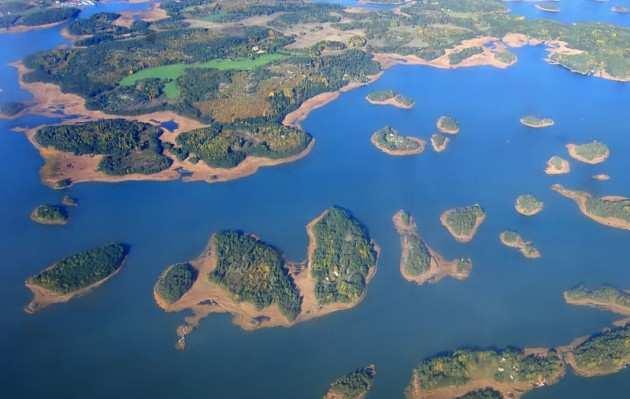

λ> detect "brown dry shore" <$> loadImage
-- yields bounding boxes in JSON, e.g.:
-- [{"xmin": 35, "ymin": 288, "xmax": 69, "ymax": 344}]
[
  {"xmin": 25, "ymin": 258, "xmax": 125, "ymax": 314},
  {"xmin": 551, "ymin": 184, "xmax": 630, "ymax": 230},
  {"xmin": 566, "ymin": 143, "xmax": 610, "ymax": 164},
  {"xmin": 155, "ymin": 209, "xmax": 379, "ymax": 350},
  {"xmin": 564, "ymin": 295, "xmax": 630, "ymax": 317},
  {"xmin": 393, "ymin": 211, "xmax": 471, "ymax": 285},
  {"xmin": 430, "ymin": 134, "xmax": 450, "ymax": 152},
  {"xmin": 440, "ymin": 208, "xmax": 486, "ymax": 243},
  {"xmin": 545, "ymin": 156, "xmax": 571, "ymax": 175},
  {"xmin": 371, "ymin": 134, "xmax": 425, "ymax": 156}
]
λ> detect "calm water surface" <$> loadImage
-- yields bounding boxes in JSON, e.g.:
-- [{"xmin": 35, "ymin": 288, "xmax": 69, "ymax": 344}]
[{"xmin": 2, "ymin": 2, "xmax": 630, "ymax": 398}]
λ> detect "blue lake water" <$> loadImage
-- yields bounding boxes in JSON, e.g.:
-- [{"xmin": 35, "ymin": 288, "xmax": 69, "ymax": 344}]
[{"xmin": 2, "ymin": 2, "xmax": 630, "ymax": 398}]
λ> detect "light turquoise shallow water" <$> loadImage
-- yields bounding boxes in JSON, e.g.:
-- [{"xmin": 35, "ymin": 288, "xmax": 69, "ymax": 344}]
[{"xmin": 1, "ymin": 2, "xmax": 630, "ymax": 398}]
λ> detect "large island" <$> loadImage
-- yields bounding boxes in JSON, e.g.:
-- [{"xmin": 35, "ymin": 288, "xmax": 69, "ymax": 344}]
[
  {"xmin": 25, "ymin": 243, "xmax": 128, "ymax": 313},
  {"xmin": 393, "ymin": 210, "xmax": 472, "ymax": 285},
  {"xmin": 154, "ymin": 206, "xmax": 379, "ymax": 349},
  {"xmin": 552, "ymin": 184, "xmax": 630, "ymax": 230}
]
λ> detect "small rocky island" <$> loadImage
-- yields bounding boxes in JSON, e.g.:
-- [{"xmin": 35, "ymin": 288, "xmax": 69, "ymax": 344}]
[
  {"xmin": 552, "ymin": 184, "xmax": 630, "ymax": 230},
  {"xmin": 30, "ymin": 204, "xmax": 69, "ymax": 225},
  {"xmin": 393, "ymin": 210, "xmax": 472, "ymax": 285},
  {"xmin": 440, "ymin": 204, "xmax": 486, "ymax": 243},
  {"xmin": 564, "ymin": 284, "xmax": 630, "ymax": 316},
  {"xmin": 593, "ymin": 174, "xmax": 611, "ymax": 181},
  {"xmin": 545, "ymin": 155, "xmax": 571, "ymax": 175},
  {"xmin": 154, "ymin": 206, "xmax": 379, "ymax": 349},
  {"xmin": 436, "ymin": 116, "xmax": 460, "ymax": 134},
  {"xmin": 515, "ymin": 194, "xmax": 544, "ymax": 216},
  {"xmin": 371, "ymin": 126, "xmax": 425, "ymax": 156},
  {"xmin": 324, "ymin": 365, "xmax": 376, "ymax": 399},
  {"xmin": 366, "ymin": 90, "xmax": 414, "ymax": 109},
  {"xmin": 520, "ymin": 115, "xmax": 555, "ymax": 128},
  {"xmin": 566, "ymin": 141, "xmax": 610, "ymax": 164},
  {"xmin": 25, "ymin": 243, "xmax": 128, "ymax": 313},
  {"xmin": 500, "ymin": 230, "xmax": 541, "ymax": 259},
  {"xmin": 430, "ymin": 133, "xmax": 450, "ymax": 152},
  {"xmin": 535, "ymin": 2, "xmax": 561, "ymax": 13}
]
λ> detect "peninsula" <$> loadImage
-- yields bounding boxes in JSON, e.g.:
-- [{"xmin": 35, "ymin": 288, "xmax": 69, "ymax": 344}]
[
  {"xmin": 371, "ymin": 126, "xmax": 425, "ymax": 156},
  {"xmin": 500, "ymin": 230, "xmax": 541, "ymax": 259},
  {"xmin": 440, "ymin": 204, "xmax": 486, "ymax": 243},
  {"xmin": 564, "ymin": 285, "xmax": 630, "ymax": 316},
  {"xmin": 520, "ymin": 115, "xmax": 555, "ymax": 128},
  {"xmin": 324, "ymin": 365, "xmax": 376, "ymax": 399},
  {"xmin": 393, "ymin": 210, "xmax": 472, "ymax": 285},
  {"xmin": 436, "ymin": 116, "xmax": 460, "ymax": 135},
  {"xmin": 545, "ymin": 155, "xmax": 570, "ymax": 175},
  {"xmin": 154, "ymin": 207, "xmax": 379, "ymax": 349},
  {"xmin": 552, "ymin": 184, "xmax": 630, "ymax": 230},
  {"xmin": 30, "ymin": 204, "xmax": 68, "ymax": 225},
  {"xmin": 566, "ymin": 141, "xmax": 610, "ymax": 164},
  {"xmin": 366, "ymin": 90, "xmax": 414, "ymax": 109},
  {"xmin": 430, "ymin": 134, "xmax": 450, "ymax": 152},
  {"xmin": 565, "ymin": 324, "xmax": 630, "ymax": 377},
  {"xmin": 515, "ymin": 194, "xmax": 544, "ymax": 216},
  {"xmin": 25, "ymin": 243, "xmax": 128, "ymax": 314}
]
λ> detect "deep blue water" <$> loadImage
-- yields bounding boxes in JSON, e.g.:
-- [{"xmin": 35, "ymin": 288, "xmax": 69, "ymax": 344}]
[
  {"xmin": 507, "ymin": 0, "xmax": 630, "ymax": 26},
  {"xmin": 2, "ymin": 2, "xmax": 630, "ymax": 398}
]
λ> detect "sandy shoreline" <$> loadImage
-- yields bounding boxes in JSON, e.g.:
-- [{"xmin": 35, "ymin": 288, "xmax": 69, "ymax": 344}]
[
  {"xmin": 393, "ymin": 211, "xmax": 471, "ymax": 285},
  {"xmin": 430, "ymin": 134, "xmax": 450, "ymax": 152},
  {"xmin": 551, "ymin": 184, "xmax": 630, "ymax": 230},
  {"xmin": 371, "ymin": 134, "xmax": 425, "ymax": 156},
  {"xmin": 155, "ymin": 209, "xmax": 379, "ymax": 349},
  {"xmin": 545, "ymin": 156, "xmax": 571, "ymax": 175},
  {"xmin": 25, "ymin": 257, "xmax": 126, "ymax": 314},
  {"xmin": 564, "ymin": 296, "xmax": 630, "ymax": 317}
]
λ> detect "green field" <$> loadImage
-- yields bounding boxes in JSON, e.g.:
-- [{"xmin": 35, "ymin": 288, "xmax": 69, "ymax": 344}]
[{"xmin": 119, "ymin": 53, "xmax": 289, "ymax": 99}]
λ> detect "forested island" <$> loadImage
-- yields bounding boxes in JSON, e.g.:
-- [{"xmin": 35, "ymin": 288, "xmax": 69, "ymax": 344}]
[
  {"xmin": 30, "ymin": 204, "xmax": 68, "ymax": 225},
  {"xmin": 154, "ymin": 206, "xmax": 379, "ymax": 349},
  {"xmin": 430, "ymin": 134, "xmax": 450, "ymax": 152},
  {"xmin": 552, "ymin": 184, "xmax": 630, "ymax": 230},
  {"xmin": 566, "ymin": 141, "xmax": 610, "ymax": 164},
  {"xmin": 564, "ymin": 285, "xmax": 630, "ymax": 316},
  {"xmin": 520, "ymin": 115, "xmax": 554, "ymax": 128},
  {"xmin": 440, "ymin": 204, "xmax": 486, "ymax": 243},
  {"xmin": 324, "ymin": 365, "xmax": 376, "ymax": 399},
  {"xmin": 405, "ymin": 347, "xmax": 566, "ymax": 399},
  {"xmin": 500, "ymin": 230, "xmax": 541, "ymax": 259},
  {"xmin": 366, "ymin": 90, "xmax": 414, "ymax": 109},
  {"xmin": 25, "ymin": 243, "xmax": 128, "ymax": 313},
  {"xmin": 545, "ymin": 155, "xmax": 570, "ymax": 175},
  {"xmin": 394, "ymin": 210, "xmax": 472, "ymax": 285},
  {"xmin": 436, "ymin": 116, "xmax": 460, "ymax": 134},
  {"xmin": 515, "ymin": 194, "xmax": 543, "ymax": 216},
  {"xmin": 371, "ymin": 126, "xmax": 425, "ymax": 156}
]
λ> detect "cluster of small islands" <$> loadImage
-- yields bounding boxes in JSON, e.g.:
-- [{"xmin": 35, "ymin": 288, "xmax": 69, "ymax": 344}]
[{"xmin": 6, "ymin": 0, "xmax": 630, "ymax": 397}]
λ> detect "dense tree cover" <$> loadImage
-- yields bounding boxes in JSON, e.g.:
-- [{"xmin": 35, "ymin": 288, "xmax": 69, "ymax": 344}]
[
  {"xmin": 175, "ymin": 123, "xmax": 311, "ymax": 168},
  {"xmin": 456, "ymin": 388, "xmax": 503, "ymax": 399},
  {"xmin": 585, "ymin": 195, "xmax": 630, "ymax": 223},
  {"xmin": 67, "ymin": 12, "xmax": 126, "ymax": 36},
  {"xmin": 515, "ymin": 194, "xmax": 543, "ymax": 215},
  {"xmin": 210, "ymin": 231, "xmax": 302, "ymax": 320},
  {"xmin": 310, "ymin": 207, "xmax": 377, "ymax": 304},
  {"xmin": 28, "ymin": 243, "xmax": 127, "ymax": 294},
  {"xmin": 443, "ymin": 205, "xmax": 485, "ymax": 237},
  {"xmin": 412, "ymin": 348, "xmax": 564, "ymax": 390},
  {"xmin": 30, "ymin": 204, "xmax": 68, "ymax": 225},
  {"xmin": 448, "ymin": 46, "xmax": 484, "ymax": 65},
  {"xmin": 372, "ymin": 126, "xmax": 423, "ymax": 152},
  {"xmin": 573, "ymin": 324, "xmax": 630, "ymax": 375},
  {"xmin": 326, "ymin": 365, "xmax": 376, "ymax": 399},
  {"xmin": 499, "ymin": 230, "xmax": 540, "ymax": 258},
  {"xmin": 0, "ymin": 101, "xmax": 27, "ymax": 116},
  {"xmin": 155, "ymin": 263, "xmax": 198, "ymax": 304},
  {"xmin": 565, "ymin": 285, "xmax": 630, "ymax": 310},
  {"xmin": 571, "ymin": 141, "xmax": 609, "ymax": 161},
  {"xmin": 35, "ymin": 119, "xmax": 172, "ymax": 175},
  {"xmin": 0, "ymin": 1, "xmax": 79, "ymax": 29},
  {"xmin": 396, "ymin": 210, "xmax": 432, "ymax": 276}
]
